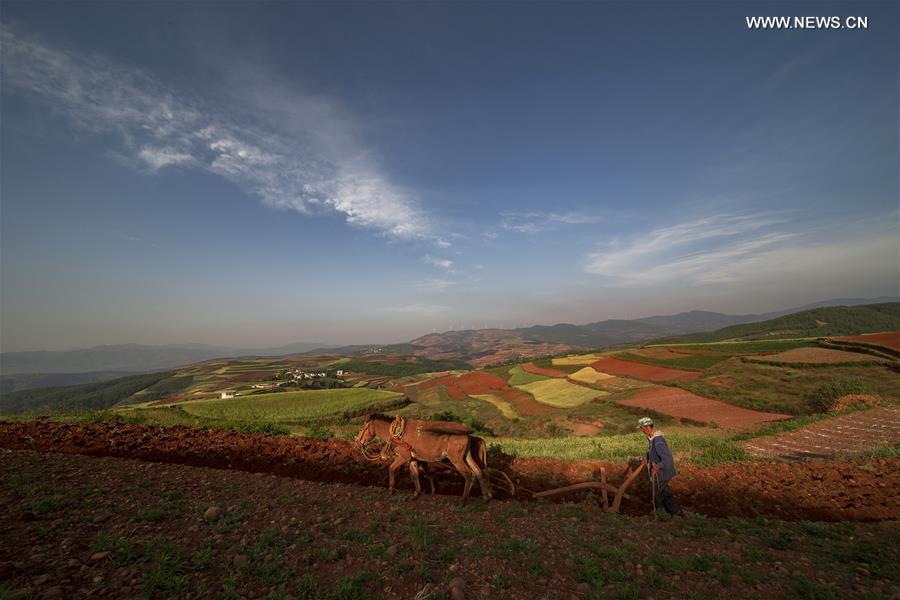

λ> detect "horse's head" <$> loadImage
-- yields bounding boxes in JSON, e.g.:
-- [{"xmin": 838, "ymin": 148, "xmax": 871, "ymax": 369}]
[{"xmin": 354, "ymin": 417, "xmax": 375, "ymax": 450}]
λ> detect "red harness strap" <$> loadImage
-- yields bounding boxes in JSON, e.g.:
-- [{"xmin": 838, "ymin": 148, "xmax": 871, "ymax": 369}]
[{"xmin": 390, "ymin": 437, "xmax": 415, "ymax": 455}]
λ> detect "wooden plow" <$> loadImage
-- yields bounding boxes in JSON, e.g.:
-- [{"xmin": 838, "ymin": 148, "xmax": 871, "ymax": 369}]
[{"xmin": 529, "ymin": 458, "xmax": 647, "ymax": 513}]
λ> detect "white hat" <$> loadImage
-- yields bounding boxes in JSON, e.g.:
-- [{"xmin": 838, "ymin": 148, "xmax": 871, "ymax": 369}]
[{"xmin": 638, "ymin": 417, "xmax": 654, "ymax": 428}]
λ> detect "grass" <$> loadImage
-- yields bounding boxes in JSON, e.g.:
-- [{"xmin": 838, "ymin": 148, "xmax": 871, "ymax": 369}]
[
  {"xmin": 470, "ymin": 394, "xmax": 520, "ymax": 419},
  {"xmin": 673, "ymin": 361, "xmax": 900, "ymax": 415},
  {"xmin": 657, "ymin": 339, "xmax": 818, "ymax": 354},
  {"xmin": 490, "ymin": 427, "xmax": 734, "ymax": 463},
  {"xmin": 507, "ymin": 365, "xmax": 548, "ymax": 386},
  {"xmin": 515, "ymin": 379, "xmax": 606, "ymax": 408},
  {"xmin": 174, "ymin": 388, "xmax": 405, "ymax": 423},
  {"xmin": 551, "ymin": 354, "xmax": 602, "ymax": 366}
]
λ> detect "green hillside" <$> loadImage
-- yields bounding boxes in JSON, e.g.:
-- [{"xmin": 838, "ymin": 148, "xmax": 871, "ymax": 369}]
[
  {"xmin": 653, "ymin": 303, "xmax": 900, "ymax": 344},
  {"xmin": 0, "ymin": 372, "xmax": 187, "ymax": 416}
]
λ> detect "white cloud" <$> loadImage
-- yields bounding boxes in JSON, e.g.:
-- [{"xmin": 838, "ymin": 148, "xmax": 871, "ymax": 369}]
[
  {"xmin": 584, "ymin": 213, "xmax": 799, "ymax": 286},
  {"xmin": 423, "ymin": 254, "xmax": 454, "ymax": 270},
  {"xmin": 137, "ymin": 146, "xmax": 195, "ymax": 172},
  {"xmin": 500, "ymin": 210, "xmax": 607, "ymax": 234},
  {"xmin": 0, "ymin": 23, "xmax": 431, "ymax": 241}
]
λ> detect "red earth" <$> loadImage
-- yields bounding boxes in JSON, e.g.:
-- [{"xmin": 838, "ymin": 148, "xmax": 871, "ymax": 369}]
[
  {"xmin": 1, "ymin": 421, "xmax": 897, "ymax": 521},
  {"xmin": 229, "ymin": 371, "xmax": 276, "ymax": 382},
  {"xmin": 413, "ymin": 373, "xmax": 556, "ymax": 415},
  {"xmin": 617, "ymin": 386, "xmax": 790, "ymax": 430},
  {"xmin": 834, "ymin": 332, "xmax": 900, "ymax": 351},
  {"xmin": 521, "ymin": 363, "xmax": 569, "ymax": 378},
  {"xmin": 589, "ymin": 357, "xmax": 704, "ymax": 382},
  {"xmin": 743, "ymin": 406, "xmax": 900, "ymax": 460}
]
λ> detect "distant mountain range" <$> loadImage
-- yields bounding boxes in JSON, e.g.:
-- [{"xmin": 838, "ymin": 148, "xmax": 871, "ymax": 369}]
[
  {"xmin": 0, "ymin": 342, "xmax": 334, "ymax": 378},
  {"xmin": 1, "ymin": 296, "xmax": 897, "ymax": 381}
]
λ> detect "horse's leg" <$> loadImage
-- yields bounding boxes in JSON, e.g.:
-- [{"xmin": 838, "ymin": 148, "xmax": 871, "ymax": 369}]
[
  {"xmin": 408, "ymin": 461, "xmax": 422, "ymax": 499},
  {"xmin": 465, "ymin": 447, "xmax": 493, "ymax": 502},
  {"xmin": 388, "ymin": 455, "xmax": 407, "ymax": 493},
  {"xmin": 425, "ymin": 463, "xmax": 436, "ymax": 495},
  {"xmin": 448, "ymin": 454, "xmax": 474, "ymax": 504}
]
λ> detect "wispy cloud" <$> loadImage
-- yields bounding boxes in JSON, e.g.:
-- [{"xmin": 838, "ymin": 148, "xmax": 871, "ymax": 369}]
[
  {"xmin": 584, "ymin": 213, "xmax": 799, "ymax": 286},
  {"xmin": 423, "ymin": 254, "xmax": 454, "ymax": 271},
  {"xmin": 500, "ymin": 210, "xmax": 607, "ymax": 234},
  {"xmin": 0, "ymin": 23, "xmax": 431, "ymax": 241}
]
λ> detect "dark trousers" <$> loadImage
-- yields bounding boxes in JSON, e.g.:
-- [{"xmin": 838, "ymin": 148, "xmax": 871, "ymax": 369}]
[{"xmin": 653, "ymin": 478, "xmax": 680, "ymax": 514}]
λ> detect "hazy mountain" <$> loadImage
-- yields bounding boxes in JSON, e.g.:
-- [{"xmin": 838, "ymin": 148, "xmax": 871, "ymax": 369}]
[
  {"xmin": 3, "ymin": 296, "xmax": 895, "ymax": 376},
  {"xmin": 0, "ymin": 342, "xmax": 334, "ymax": 376},
  {"xmin": 651, "ymin": 302, "xmax": 900, "ymax": 344}
]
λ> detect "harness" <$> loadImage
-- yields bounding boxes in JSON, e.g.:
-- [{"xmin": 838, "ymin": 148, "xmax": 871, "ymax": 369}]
[{"xmin": 389, "ymin": 416, "xmax": 417, "ymax": 457}]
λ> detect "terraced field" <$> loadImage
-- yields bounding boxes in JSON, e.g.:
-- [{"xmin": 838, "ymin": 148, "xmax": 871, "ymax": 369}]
[
  {"xmin": 743, "ymin": 407, "xmax": 900, "ymax": 459},
  {"xmin": 514, "ymin": 379, "xmax": 606, "ymax": 408},
  {"xmin": 174, "ymin": 389, "xmax": 406, "ymax": 423}
]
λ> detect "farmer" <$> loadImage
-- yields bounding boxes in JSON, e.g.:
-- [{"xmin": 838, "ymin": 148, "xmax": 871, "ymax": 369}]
[{"xmin": 639, "ymin": 417, "xmax": 680, "ymax": 515}]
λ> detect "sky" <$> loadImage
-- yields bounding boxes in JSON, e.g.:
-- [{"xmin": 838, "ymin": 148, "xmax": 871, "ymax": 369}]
[{"xmin": 1, "ymin": 1, "xmax": 898, "ymax": 351}]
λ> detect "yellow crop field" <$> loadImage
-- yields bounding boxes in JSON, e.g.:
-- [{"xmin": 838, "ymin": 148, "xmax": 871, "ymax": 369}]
[
  {"xmin": 552, "ymin": 354, "xmax": 601, "ymax": 366},
  {"xmin": 514, "ymin": 379, "xmax": 607, "ymax": 408},
  {"xmin": 568, "ymin": 366, "xmax": 616, "ymax": 384},
  {"xmin": 471, "ymin": 394, "xmax": 520, "ymax": 419}
]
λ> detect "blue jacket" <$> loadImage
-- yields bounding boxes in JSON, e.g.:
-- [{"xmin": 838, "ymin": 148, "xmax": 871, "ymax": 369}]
[{"xmin": 647, "ymin": 431, "xmax": 676, "ymax": 482}]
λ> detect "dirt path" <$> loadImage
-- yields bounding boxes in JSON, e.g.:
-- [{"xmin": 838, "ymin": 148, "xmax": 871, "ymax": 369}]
[
  {"xmin": 617, "ymin": 386, "xmax": 791, "ymax": 430},
  {"xmin": 743, "ymin": 407, "xmax": 900, "ymax": 460},
  {"xmin": 1, "ymin": 421, "xmax": 898, "ymax": 521}
]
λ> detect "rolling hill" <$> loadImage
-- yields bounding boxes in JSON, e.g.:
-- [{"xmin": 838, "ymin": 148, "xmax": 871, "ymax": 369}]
[{"xmin": 651, "ymin": 303, "xmax": 900, "ymax": 344}]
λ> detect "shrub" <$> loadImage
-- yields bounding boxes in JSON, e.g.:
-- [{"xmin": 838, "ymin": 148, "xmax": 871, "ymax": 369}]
[
  {"xmin": 430, "ymin": 410, "xmax": 462, "ymax": 423},
  {"xmin": 806, "ymin": 380, "xmax": 868, "ymax": 412},
  {"xmin": 305, "ymin": 423, "xmax": 334, "ymax": 439}
]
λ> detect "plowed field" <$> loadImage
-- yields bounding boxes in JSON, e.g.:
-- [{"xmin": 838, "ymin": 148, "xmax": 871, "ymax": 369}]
[
  {"xmin": 754, "ymin": 347, "xmax": 885, "ymax": 364},
  {"xmin": 4, "ymin": 451, "xmax": 899, "ymax": 600},
  {"xmin": 521, "ymin": 363, "xmax": 569, "ymax": 378},
  {"xmin": 1, "ymin": 422, "xmax": 898, "ymax": 521},
  {"xmin": 617, "ymin": 386, "xmax": 790, "ymax": 430},
  {"xmin": 834, "ymin": 332, "xmax": 900, "ymax": 351},
  {"xmin": 590, "ymin": 357, "xmax": 704, "ymax": 382},
  {"xmin": 743, "ymin": 407, "xmax": 900, "ymax": 459},
  {"xmin": 412, "ymin": 372, "xmax": 555, "ymax": 415}
]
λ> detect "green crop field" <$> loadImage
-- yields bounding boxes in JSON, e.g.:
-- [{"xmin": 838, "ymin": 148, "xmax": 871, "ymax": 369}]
[
  {"xmin": 658, "ymin": 339, "xmax": 818, "ymax": 354},
  {"xmin": 492, "ymin": 427, "xmax": 741, "ymax": 464},
  {"xmin": 515, "ymin": 379, "xmax": 606, "ymax": 408},
  {"xmin": 507, "ymin": 365, "xmax": 547, "ymax": 386},
  {"xmin": 674, "ymin": 361, "xmax": 900, "ymax": 415},
  {"xmin": 173, "ymin": 388, "xmax": 405, "ymax": 423}
]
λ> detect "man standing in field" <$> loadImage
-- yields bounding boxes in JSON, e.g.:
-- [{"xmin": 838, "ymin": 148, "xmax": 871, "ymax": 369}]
[{"xmin": 639, "ymin": 417, "xmax": 680, "ymax": 515}]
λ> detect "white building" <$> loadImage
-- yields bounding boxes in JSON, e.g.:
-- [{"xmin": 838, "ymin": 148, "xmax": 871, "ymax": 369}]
[{"xmin": 220, "ymin": 391, "xmax": 236, "ymax": 399}]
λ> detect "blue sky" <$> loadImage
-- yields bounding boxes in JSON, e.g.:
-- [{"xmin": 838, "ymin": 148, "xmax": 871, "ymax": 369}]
[{"xmin": 1, "ymin": 2, "xmax": 897, "ymax": 351}]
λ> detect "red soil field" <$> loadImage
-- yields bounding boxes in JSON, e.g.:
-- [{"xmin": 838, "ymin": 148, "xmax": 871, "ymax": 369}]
[
  {"xmin": 834, "ymin": 332, "xmax": 900, "ymax": 351},
  {"xmin": 589, "ymin": 357, "xmax": 704, "ymax": 382},
  {"xmin": 743, "ymin": 406, "xmax": 900, "ymax": 460},
  {"xmin": 521, "ymin": 363, "xmax": 569, "ymax": 378},
  {"xmin": 618, "ymin": 386, "xmax": 790, "ymax": 430},
  {"xmin": 497, "ymin": 388, "xmax": 556, "ymax": 416},
  {"xmin": 1, "ymin": 421, "xmax": 897, "ymax": 521},
  {"xmin": 415, "ymin": 373, "xmax": 555, "ymax": 414},
  {"xmin": 754, "ymin": 347, "xmax": 883, "ymax": 364}
]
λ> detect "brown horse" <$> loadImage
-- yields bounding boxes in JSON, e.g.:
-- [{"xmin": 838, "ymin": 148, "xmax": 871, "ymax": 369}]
[
  {"xmin": 409, "ymin": 436, "xmax": 489, "ymax": 497},
  {"xmin": 354, "ymin": 414, "xmax": 492, "ymax": 503}
]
